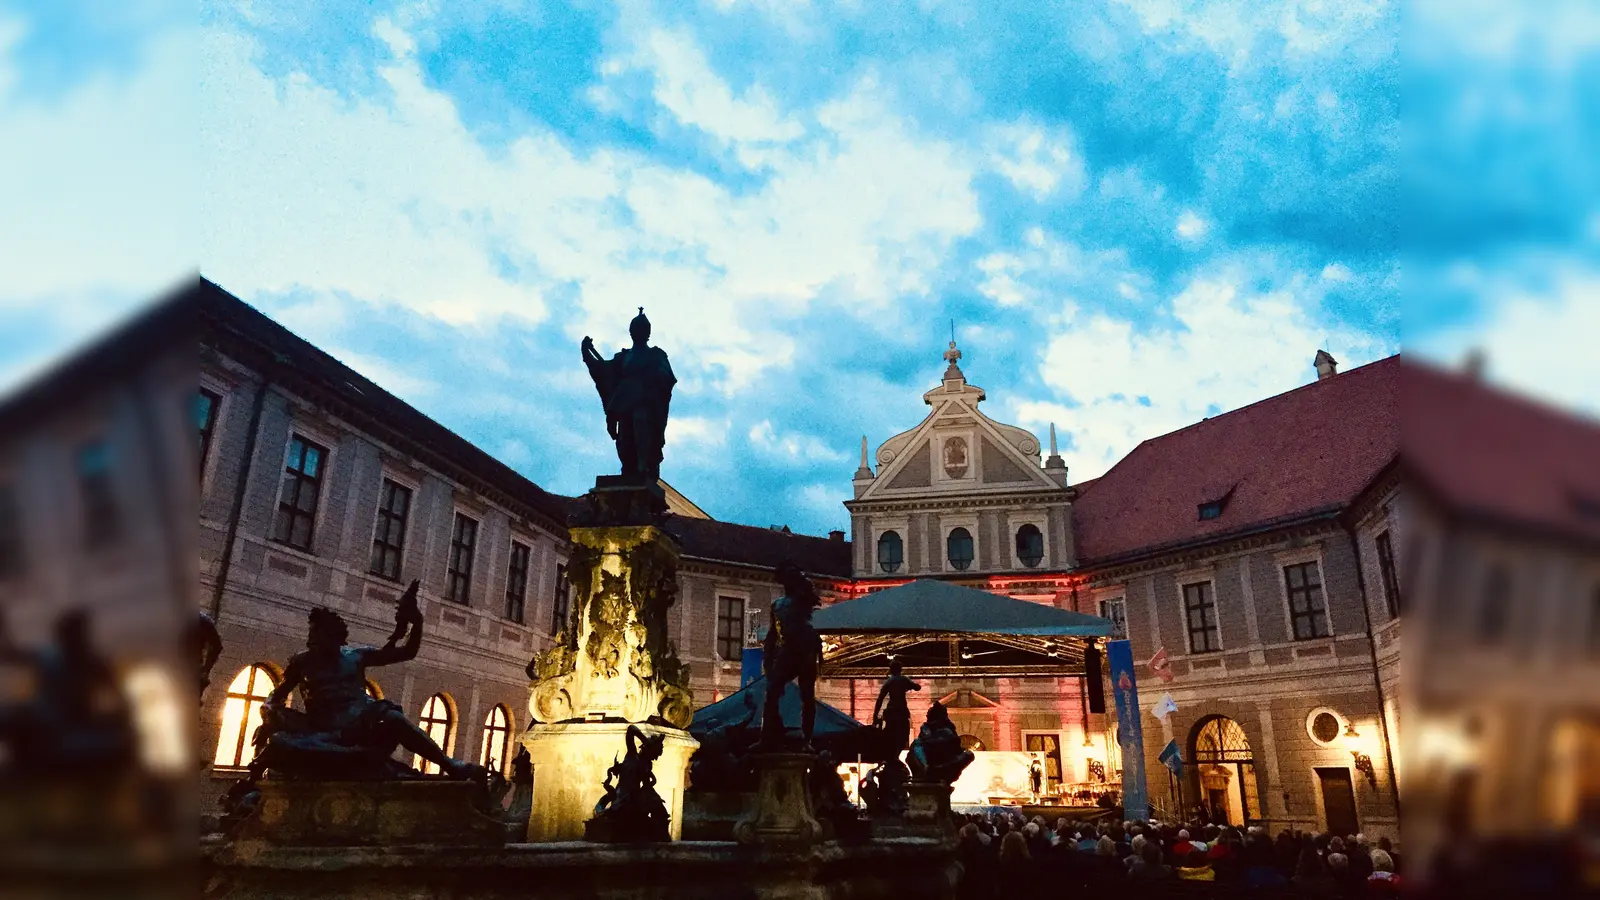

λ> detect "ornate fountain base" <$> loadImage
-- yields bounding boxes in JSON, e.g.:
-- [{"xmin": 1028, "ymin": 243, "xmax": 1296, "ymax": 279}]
[{"xmin": 523, "ymin": 721, "xmax": 698, "ymax": 842}]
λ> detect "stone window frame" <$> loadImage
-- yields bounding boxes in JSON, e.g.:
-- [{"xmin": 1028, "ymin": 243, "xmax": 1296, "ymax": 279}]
[
  {"xmin": 269, "ymin": 417, "xmax": 341, "ymax": 558},
  {"xmin": 1274, "ymin": 546, "xmax": 1335, "ymax": 642},
  {"xmin": 1006, "ymin": 510, "xmax": 1051, "ymax": 571},
  {"xmin": 197, "ymin": 372, "xmax": 232, "ymax": 491},
  {"xmin": 368, "ymin": 472, "xmax": 418, "ymax": 582},
  {"xmin": 876, "ymin": 530, "xmax": 906, "ymax": 574},
  {"xmin": 1374, "ymin": 529, "xmax": 1402, "ymax": 620},
  {"xmin": 868, "ymin": 514, "xmax": 910, "ymax": 574},
  {"xmin": 941, "ymin": 514, "xmax": 980, "ymax": 573},
  {"xmin": 1178, "ymin": 577, "xmax": 1222, "ymax": 655},
  {"xmin": 504, "ymin": 539, "xmax": 532, "ymax": 624},
  {"xmin": 1098, "ymin": 597, "xmax": 1128, "ymax": 640},
  {"xmin": 445, "ymin": 510, "xmax": 480, "ymax": 605},
  {"xmin": 713, "ymin": 586, "xmax": 752, "ymax": 664},
  {"xmin": 1305, "ymin": 706, "xmax": 1350, "ymax": 749}
]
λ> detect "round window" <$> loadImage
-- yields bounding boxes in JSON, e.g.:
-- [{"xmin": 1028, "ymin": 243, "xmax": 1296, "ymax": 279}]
[{"xmin": 1307, "ymin": 708, "xmax": 1344, "ymax": 747}]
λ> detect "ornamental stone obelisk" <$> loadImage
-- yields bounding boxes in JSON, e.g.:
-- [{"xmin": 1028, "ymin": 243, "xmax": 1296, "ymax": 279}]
[{"xmin": 521, "ymin": 308, "xmax": 697, "ymax": 841}]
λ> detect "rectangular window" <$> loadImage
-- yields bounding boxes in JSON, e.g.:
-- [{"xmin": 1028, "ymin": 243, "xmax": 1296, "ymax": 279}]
[
  {"xmin": 368, "ymin": 479, "xmax": 411, "ymax": 581},
  {"xmin": 0, "ymin": 483, "xmax": 22, "ymax": 579},
  {"xmin": 77, "ymin": 438, "xmax": 120, "ymax": 549},
  {"xmin": 446, "ymin": 513, "xmax": 478, "ymax": 604},
  {"xmin": 551, "ymin": 564, "xmax": 571, "ymax": 634},
  {"xmin": 1284, "ymin": 561, "xmax": 1330, "ymax": 640},
  {"xmin": 716, "ymin": 596, "xmax": 746, "ymax": 661},
  {"xmin": 505, "ymin": 541, "xmax": 530, "ymax": 623},
  {"xmin": 1183, "ymin": 581, "xmax": 1220, "ymax": 654},
  {"xmin": 1375, "ymin": 530, "xmax": 1402, "ymax": 618},
  {"xmin": 197, "ymin": 389, "xmax": 220, "ymax": 475},
  {"xmin": 272, "ymin": 435, "xmax": 326, "ymax": 551},
  {"xmin": 1099, "ymin": 598, "xmax": 1127, "ymax": 640}
]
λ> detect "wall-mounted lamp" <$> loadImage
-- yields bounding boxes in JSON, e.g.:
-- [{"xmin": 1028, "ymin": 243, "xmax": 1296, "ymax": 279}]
[{"xmin": 1344, "ymin": 724, "xmax": 1378, "ymax": 788}]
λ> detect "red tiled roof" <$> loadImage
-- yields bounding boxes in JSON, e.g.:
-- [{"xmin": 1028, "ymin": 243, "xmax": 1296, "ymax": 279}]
[
  {"xmin": 1405, "ymin": 359, "xmax": 1600, "ymax": 545},
  {"xmin": 1073, "ymin": 356, "xmax": 1401, "ymax": 564}
]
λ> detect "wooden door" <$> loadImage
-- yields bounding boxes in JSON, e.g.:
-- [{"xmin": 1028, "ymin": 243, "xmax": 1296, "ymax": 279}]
[
  {"xmin": 1317, "ymin": 767, "xmax": 1360, "ymax": 837},
  {"xmin": 1025, "ymin": 733, "xmax": 1064, "ymax": 792}
]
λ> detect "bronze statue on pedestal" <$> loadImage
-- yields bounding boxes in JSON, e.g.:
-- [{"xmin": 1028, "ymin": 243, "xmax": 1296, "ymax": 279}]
[
  {"xmin": 581, "ymin": 308, "xmax": 676, "ymax": 485},
  {"xmin": 758, "ymin": 563, "xmax": 823, "ymax": 750}
]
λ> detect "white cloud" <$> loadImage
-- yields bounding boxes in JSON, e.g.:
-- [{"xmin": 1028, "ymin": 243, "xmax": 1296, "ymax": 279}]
[
  {"xmin": 1175, "ymin": 210, "xmax": 1209, "ymax": 240},
  {"xmin": 1412, "ymin": 269, "xmax": 1600, "ymax": 416},
  {"xmin": 988, "ymin": 119, "xmax": 1087, "ymax": 201},
  {"xmin": 748, "ymin": 419, "xmax": 849, "ymax": 463},
  {"xmin": 1037, "ymin": 260, "xmax": 1387, "ymax": 476},
  {"xmin": 199, "ymin": 15, "xmax": 979, "ymax": 395},
  {"xmin": 975, "ymin": 228, "xmax": 1149, "ymax": 312}
]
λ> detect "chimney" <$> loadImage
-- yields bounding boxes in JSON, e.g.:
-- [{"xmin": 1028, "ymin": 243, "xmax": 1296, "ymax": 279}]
[
  {"xmin": 1314, "ymin": 349, "xmax": 1339, "ymax": 381},
  {"xmin": 828, "ymin": 529, "xmax": 845, "ymax": 543}
]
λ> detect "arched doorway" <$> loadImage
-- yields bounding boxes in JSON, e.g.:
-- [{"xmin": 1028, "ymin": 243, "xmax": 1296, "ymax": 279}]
[{"xmin": 1189, "ymin": 715, "xmax": 1261, "ymax": 826}]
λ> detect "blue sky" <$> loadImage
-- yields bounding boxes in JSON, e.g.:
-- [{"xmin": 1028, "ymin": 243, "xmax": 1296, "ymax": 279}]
[{"xmin": 2, "ymin": 1, "xmax": 1597, "ymax": 535}]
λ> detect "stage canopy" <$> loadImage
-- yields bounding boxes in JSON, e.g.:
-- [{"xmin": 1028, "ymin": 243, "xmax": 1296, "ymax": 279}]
[{"xmin": 812, "ymin": 579, "xmax": 1115, "ymax": 678}]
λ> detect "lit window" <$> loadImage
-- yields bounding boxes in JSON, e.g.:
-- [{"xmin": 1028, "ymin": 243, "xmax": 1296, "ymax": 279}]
[
  {"xmin": 1016, "ymin": 524, "xmax": 1044, "ymax": 568},
  {"xmin": 272, "ymin": 435, "xmax": 327, "ymax": 551},
  {"xmin": 416, "ymin": 694, "xmax": 455, "ymax": 775},
  {"xmin": 480, "ymin": 705, "xmax": 513, "ymax": 773},
  {"xmin": 505, "ymin": 541, "xmax": 530, "ymax": 623},
  {"xmin": 1184, "ymin": 582, "xmax": 1220, "ymax": 653},
  {"xmin": 125, "ymin": 664, "xmax": 188, "ymax": 773},
  {"xmin": 369, "ymin": 478, "xmax": 411, "ymax": 581},
  {"xmin": 1375, "ymin": 530, "xmax": 1402, "ymax": 618},
  {"xmin": 551, "ymin": 564, "xmax": 571, "ymax": 634},
  {"xmin": 717, "ymin": 596, "xmax": 745, "ymax": 661},
  {"xmin": 0, "ymin": 482, "xmax": 23, "ymax": 579},
  {"xmin": 947, "ymin": 527, "xmax": 974, "ymax": 571},
  {"xmin": 1479, "ymin": 564, "xmax": 1511, "ymax": 643},
  {"xmin": 877, "ymin": 530, "xmax": 903, "ymax": 573},
  {"xmin": 197, "ymin": 389, "xmax": 220, "ymax": 476},
  {"xmin": 1284, "ymin": 561, "xmax": 1330, "ymax": 640},
  {"xmin": 1099, "ymin": 598, "xmax": 1127, "ymax": 639},
  {"xmin": 446, "ymin": 513, "xmax": 478, "ymax": 604},
  {"xmin": 214, "ymin": 664, "xmax": 277, "ymax": 768},
  {"xmin": 77, "ymin": 439, "xmax": 120, "ymax": 549}
]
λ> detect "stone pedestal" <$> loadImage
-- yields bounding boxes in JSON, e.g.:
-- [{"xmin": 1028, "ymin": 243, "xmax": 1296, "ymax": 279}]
[
  {"xmin": 733, "ymin": 753, "xmax": 821, "ymax": 847},
  {"xmin": 905, "ymin": 782, "xmax": 954, "ymax": 836},
  {"xmin": 230, "ymin": 780, "xmax": 504, "ymax": 853},
  {"xmin": 524, "ymin": 722, "xmax": 697, "ymax": 842}
]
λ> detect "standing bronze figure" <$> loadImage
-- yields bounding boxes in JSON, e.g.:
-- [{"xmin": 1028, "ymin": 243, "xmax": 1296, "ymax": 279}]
[
  {"xmin": 581, "ymin": 308, "xmax": 676, "ymax": 484},
  {"xmin": 871, "ymin": 660, "xmax": 921, "ymax": 754},
  {"xmin": 758, "ymin": 563, "xmax": 823, "ymax": 750}
]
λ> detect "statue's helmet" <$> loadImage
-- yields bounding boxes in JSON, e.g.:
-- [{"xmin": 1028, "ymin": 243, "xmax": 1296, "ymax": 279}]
[{"xmin": 629, "ymin": 306, "xmax": 651, "ymax": 343}]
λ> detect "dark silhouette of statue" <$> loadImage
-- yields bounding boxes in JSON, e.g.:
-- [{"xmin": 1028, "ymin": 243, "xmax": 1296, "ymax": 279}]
[
  {"xmin": 581, "ymin": 308, "xmax": 676, "ymax": 484},
  {"xmin": 872, "ymin": 660, "xmax": 921, "ymax": 754},
  {"xmin": 861, "ymin": 756, "xmax": 909, "ymax": 818},
  {"xmin": 0, "ymin": 610, "xmax": 136, "ymax": 774},
  {"xmin": 586, "ymin": 724, "xmax": 671, "ymax": 842},
  {"xmin": 758, "ymin": 563, "xmax": 823, "ymax": 750},
  {"xmin": 908, "ymin": 702, "xmax": 974, "ymax": 785},
  {"xmin": 247, "ymin": 580, "xmax": 481, "ymax": 781},
  {"xmin": 193, "ymin": 609, "xmax": 223, "ymax": 701}
]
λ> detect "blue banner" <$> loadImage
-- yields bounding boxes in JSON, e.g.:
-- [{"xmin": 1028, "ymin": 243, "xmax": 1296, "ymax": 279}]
[
  {"xmin": 1107, "ymin": 639, "xmax": 1149, "ymax": 820},
  {"xmin": 740, "ymin": 648, "xmax": 763, "ymax": 688}
]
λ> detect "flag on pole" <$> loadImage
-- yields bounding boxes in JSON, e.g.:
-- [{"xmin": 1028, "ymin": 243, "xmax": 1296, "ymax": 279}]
[
  {"xmin": 1152, "ymin": 693, "xmax": 1178, "ymax": 720},
  {"xmin": 1148, "ymin": 646, "xmax": 1173, "ymax": 684}
]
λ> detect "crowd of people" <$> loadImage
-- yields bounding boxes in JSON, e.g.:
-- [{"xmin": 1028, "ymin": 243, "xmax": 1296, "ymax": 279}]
[{"xmin": 955, "ymin": 811, "xmax": 1402, "ymax": 898}]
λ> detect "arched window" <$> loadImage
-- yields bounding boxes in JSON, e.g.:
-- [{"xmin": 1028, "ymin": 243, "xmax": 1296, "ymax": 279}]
[
  {"xmin": 480, "ymin": 705, "xmax": 513, "ymax": 773},
  {"xmin": 214, "ymin": 664, "xmax": 276, "ymax": 769},
  {"xmin": 416, "ymin": 694, "xmax": 455, "ymax": 775},
  {"xmin": 877, "ymin": 531, "xmax": 904, "ymax": 573},
  {"xmin": 125, "ymin": 664, "xmax": 187, "ymax": 773},
  {"xmin": 947, "ymin": 527, "xmax": 974, "ymax": 571},
  {"xmin": 1015, "ymin": 524, "xmax": 1044, "ymax": 568}
]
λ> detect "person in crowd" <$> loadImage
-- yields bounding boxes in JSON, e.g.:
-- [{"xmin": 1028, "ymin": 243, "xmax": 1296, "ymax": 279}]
[
  {"xmin": 1178, "ymin": 846, "xmax": 1216, "ymax": 881},
  {"xmin": 1366, "ymin": 848, "xmax": 1402, "ymax": 894},
  {"xmin": 997, "ymin": 830, "xmax": 1034, "ymax": 895},
  {"xmin": 1171, "ymin": 827, "xmax": 1198, "ymax": 859},
  {"xmin": 1243, "ymin": 833, "xmax": 1290, "ymax": 889},
  {"xmin": 1127, "ymin": 839, "xmax": 1173, "ymax": 881},
  {"xmin": 1293, "ymin": 845, "xmax": 1338, "ymax": 897},
  {"xmin": 956, "ymin": 823, "xmax": 995, "ymax": 900},
  {"xmin": 1376, "ymin": 835, "xmax": 1401, "ymax": 873}
]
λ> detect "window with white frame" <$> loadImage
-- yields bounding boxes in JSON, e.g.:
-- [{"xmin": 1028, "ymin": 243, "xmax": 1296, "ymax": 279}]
[{"xmin": 1099, "ymin": 598, "xmax": 1127, "ymax": 639}]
